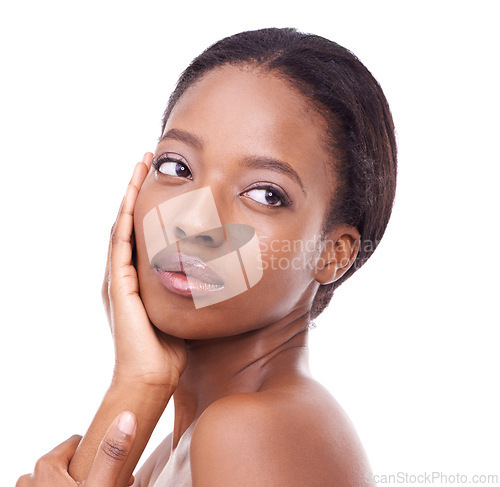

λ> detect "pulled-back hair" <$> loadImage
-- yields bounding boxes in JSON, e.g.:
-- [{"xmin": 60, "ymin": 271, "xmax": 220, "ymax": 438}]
[{"xmin": 161, "ymin": 27, "xmax": 397, "ymax": 319}]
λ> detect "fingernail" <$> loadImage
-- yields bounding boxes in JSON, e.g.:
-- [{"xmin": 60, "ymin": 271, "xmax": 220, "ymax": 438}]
[{"xmin": 118, "ymin": 411, "xmax": 136, "ymax": 435}]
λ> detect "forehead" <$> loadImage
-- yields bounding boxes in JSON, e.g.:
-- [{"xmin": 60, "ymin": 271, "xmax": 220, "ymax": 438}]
[{"xmin": 167, "ymin": 65, "xmax": 329, "ymax": 158}]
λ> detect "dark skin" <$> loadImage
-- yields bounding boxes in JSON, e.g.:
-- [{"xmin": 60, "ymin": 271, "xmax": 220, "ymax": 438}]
[{"xmin": 20, "ymin": 65, "xmax": 370, "ymax": 487}]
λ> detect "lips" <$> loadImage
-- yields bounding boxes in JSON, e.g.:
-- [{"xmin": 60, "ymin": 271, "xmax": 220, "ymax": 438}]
[{"xmin": 151, "ymin": 250, "xmax": 224, "ymax": 297}]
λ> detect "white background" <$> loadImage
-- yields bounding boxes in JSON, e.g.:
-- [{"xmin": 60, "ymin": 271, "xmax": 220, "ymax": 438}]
[{"xmin": 1, "ymin": 1, "xmax": 499, "ymax": 485}]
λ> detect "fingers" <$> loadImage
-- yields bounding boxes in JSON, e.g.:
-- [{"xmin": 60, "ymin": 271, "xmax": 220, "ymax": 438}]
[
  {"xmin": 38, "ymin": 434, "xmax": 82, "ymax": 468},
  {"xmin": 102, "ymin": 153, "xmax": 153, "ymax": 323},
  {"xmin": 85, "ymin": 411, "xmax": 137, "ymax": 487},
  {"xmin": 109, "ymin": 158, "xmax": 148, "ymax": 275},
  {"xmin": 16, "ymin": 435, "xmax": 82, "ymax": 486},
  {"xmin": 107, "ymin": 154, "xmax": 152, "ymax": 325}
]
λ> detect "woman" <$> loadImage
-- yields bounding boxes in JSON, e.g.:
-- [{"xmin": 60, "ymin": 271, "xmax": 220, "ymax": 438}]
[{"xmin": 18, "ymin": 27, "xmax": 397, "ymax": 486}]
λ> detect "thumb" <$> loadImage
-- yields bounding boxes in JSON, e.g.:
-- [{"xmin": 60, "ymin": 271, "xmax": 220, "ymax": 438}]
[{"xmin": 85, "ymin": 411, "xmax": 137, "ymax": 487}]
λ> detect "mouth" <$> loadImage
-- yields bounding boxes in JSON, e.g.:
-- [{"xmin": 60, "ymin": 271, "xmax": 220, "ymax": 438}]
[{"xmin": 152, "ymin": 251, "xmax": 225, "ymax": 297}]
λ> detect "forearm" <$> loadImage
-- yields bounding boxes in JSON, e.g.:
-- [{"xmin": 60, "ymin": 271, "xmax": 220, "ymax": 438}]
[{"xmin": 68, "ymin": 380, "xmax": 174, "ymax": 487}]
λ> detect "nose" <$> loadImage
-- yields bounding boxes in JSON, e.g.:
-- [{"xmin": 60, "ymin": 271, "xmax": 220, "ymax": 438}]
[{"xmin": 163, "ymin": 186, "xmax": 226, "ymax": 249}]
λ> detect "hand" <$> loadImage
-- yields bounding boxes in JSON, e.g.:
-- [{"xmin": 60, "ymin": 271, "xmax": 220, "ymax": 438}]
[
  {"xmin": 101, "ymin": 153, "xmax": 187, "ymax": 389},
  {"xmin": 16, "ymin": 412, "xmax": 137, "ymax": 487}
]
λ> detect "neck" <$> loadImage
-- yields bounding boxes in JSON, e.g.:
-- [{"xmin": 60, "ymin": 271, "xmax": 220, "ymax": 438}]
[{"xmin": 171, "ymin": 307, "xmax": 312, "ymax": 445}]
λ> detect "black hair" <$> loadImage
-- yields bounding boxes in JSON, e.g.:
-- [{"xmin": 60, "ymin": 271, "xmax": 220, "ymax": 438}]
[{"xmin": 161, "ymin": 27, "xmax": 397, "ymax": 319}]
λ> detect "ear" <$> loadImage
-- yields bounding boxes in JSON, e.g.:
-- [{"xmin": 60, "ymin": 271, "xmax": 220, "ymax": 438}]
[{"xmin": 314, "ymin": 224, "xmax": 360, "ymax": 285}]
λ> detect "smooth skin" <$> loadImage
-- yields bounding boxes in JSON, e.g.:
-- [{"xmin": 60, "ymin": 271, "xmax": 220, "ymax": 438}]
[{"xmin": 19, "ymin": 65, "xmax": 372, "ymax": 487}]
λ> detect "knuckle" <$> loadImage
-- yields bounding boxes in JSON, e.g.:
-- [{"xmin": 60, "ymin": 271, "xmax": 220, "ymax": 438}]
[
  {"xmin": 109, "ymin": 275, "xmax": 132, "ymax": 294},
  {"xmin": 33, "ymin": 456, "xmax": 56, "ymax": 477},
  {"xmin": 15, "ymin": 474, "xmax": 31, "ymax": 487},
  {"xmin": 100, "ymin": 438, "xmax": 129, "ymax": 462},
  {"xmin": 111, "ymin": 231, "xmax": 122, "ymax": 246},
  {"xmin": 111, "ymin": 228, "xmax": 131, "ymax": 248},
  {"xmin": 101, "ymin": 279, "xmax": 110, "ymax": 299},
  {"xmin": 33, "ymin": 459, "xmax": 44, "ymax": 477},
  {"xmin": 112, "ymin": 232, "xmax": 131, "ymax": 249},
  {"xmin": 102, "ymin": 291, "xmax": 111, "ymax": 309}
]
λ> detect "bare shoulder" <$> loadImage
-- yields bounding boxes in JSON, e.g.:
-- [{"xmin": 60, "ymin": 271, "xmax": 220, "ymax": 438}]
[
  {"xmin": 190, "ymin": 377, "xmax": 372, "ymax": 487},
  {"xmin": 134, "ymin": 433, "xmax": 172, "ymax": 487}
]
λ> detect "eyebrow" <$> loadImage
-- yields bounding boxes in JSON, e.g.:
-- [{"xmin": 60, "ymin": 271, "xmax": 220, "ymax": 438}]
[
  {"xmin": 160, "ymin": 128, "xmax": 305, "ymax": 194},
  {"xmin": 159, "ymin": 128, "xmax": 203, "ymax": 151},
  {"xmin": 241, "ymin": 156, "xmax": 306, "ymax": 194}
]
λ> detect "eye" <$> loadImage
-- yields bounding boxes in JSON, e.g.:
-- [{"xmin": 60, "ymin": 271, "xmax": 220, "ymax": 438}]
[
  {"xmin": 243, "ymin": 185, "xmax": 291, "ymax": 208},
  {"xmin": 153, "ymin": 153, "xmax": 193, "ymax": 180}
]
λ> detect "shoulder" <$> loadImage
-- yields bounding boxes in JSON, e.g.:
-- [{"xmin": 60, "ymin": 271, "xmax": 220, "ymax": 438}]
[{"xmin": 190, "ymin": 378, "xmax": 372, "ymax": 487}]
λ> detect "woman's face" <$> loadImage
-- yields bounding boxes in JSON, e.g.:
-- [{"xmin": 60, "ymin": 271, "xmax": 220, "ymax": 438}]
[{"xmin": 134, "ymin": 65, "xmax": 339, "ymax": 339}]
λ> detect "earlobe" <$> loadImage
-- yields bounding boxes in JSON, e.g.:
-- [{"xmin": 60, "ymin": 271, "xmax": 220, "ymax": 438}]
[{"xmin": 314, "ymin": 226, "xmax": 360, "ymax": 285}]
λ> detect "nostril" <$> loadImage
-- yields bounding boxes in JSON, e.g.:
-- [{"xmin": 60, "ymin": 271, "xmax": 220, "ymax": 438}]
[
  {"xmin": 173, "ymin": 226, "xmax": 225, "ymax": 247},
  {"xmin": 195, "ymin": 234, "xmax": 215, "ymax": 247},
  {"xmin": 175, "ymin": 226, "xmax": 187, "ymax": 240}
]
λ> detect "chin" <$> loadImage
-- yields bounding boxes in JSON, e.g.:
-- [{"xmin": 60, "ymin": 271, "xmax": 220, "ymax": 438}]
[
  {"xmin": 137, "ymin": 274, "xmax": 250, "ymax": 340},
  {"xmin": 142, "ymin": 295, "xmax": 260, "ymax": 340}
]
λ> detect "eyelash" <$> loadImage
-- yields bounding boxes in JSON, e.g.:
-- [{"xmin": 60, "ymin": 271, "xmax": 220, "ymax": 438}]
[
  {"xmin": 243, "ymin": 183, "xmax": 292, "ymax": 208},
  {"xmin": 152, "ymin": 153, "xmax": 192, "ymax": 179},
  {"xmin": 152, "ymin": 153, "xmax": 292, "ymax": 208}
]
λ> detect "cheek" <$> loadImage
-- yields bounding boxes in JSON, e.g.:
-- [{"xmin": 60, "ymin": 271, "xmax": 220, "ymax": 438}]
[
  {"xmin": 251, "ymin": 233, "xmax": 322, "ymax": 314},
  {"xmin": 259, "ymin": 229, "xmax": 322, "ymax": 278}
]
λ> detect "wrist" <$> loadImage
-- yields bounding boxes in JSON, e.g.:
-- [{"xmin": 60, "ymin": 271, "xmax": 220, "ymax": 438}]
[
  {"xmin": 109, "ymin": 375, "xmax": 176, "ymax": 405},
  {"xmin": 111, "ymin": 364, "xmax": 181, "ymax": 391}
]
